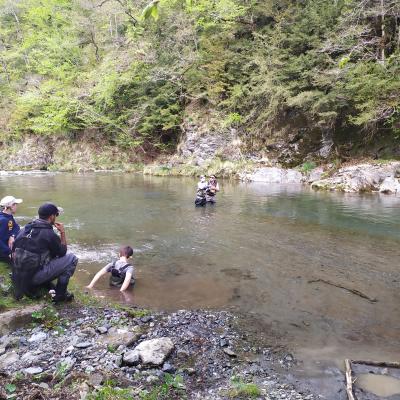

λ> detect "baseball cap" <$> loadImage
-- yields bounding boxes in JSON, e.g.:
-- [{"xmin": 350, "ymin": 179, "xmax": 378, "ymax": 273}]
[
  {"xmin": 0, "ymin": 196, "xmax": 23, "ymax": 207},
  {"xmin": 38, "ymin": 203, "xmax": 64, "ymax": 219}
]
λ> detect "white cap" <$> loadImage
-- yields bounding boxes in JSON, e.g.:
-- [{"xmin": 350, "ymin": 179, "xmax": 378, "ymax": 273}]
[{"xmin": 0, "ymin": 196, "xmax": 23, "ymax": 208}]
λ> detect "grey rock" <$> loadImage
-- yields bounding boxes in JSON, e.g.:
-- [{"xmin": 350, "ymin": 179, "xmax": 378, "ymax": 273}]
[
  {"xmin": 74, "ymin": 341, "xmax": 92, "ymax": 349},
  {"xmin": 0, "ymin": 347, "xmax": 5, "ymax": 356},
  {"xmin": 162, "ymin": 362, "xmax": 176, "ymax": 373},
  {"xmin": 23, "ymin": 366, "xmax": 43, "ymax": 375},
  {"xmin": 379, "ymin": 176, "xmax": 400, "ymax": 194},
  {"xmin": 123, "ymin": 350, "xmax": 140, "ymax": 366},
  {"xmin": 99, "ymin": 326, "xmax": 141, "ymax": 347},
  {"xmin": 0, "ymin": 351, "xmax": 19, "ymax": 368},
  {"xmin": 130, "ymin": 337, "xmax": 174, "ymax": 366},
  {"xmin": 97, "ymin": 326, "xmax": 108, "ymax": 334},
  {"xmin": 242, "ymin": 167, "xmax": 303, "ymax": 184},
  {"xmin": 140, "ymin": 316, "xmax": 152, "ymax": 323},
  {"xmin": 28, "ymin": 331, "xmax": 47, "ymax": 343},
  {"xmin": 220, "ymin": 339, "xmax": 229, "ymax": 347},
  {"xmin": 312, "ymin": 162, "xmax": 400, "ymax": 192},
  {"xmin": 223, "ymin": 348, "xmax": 237, "ymax": 357}
]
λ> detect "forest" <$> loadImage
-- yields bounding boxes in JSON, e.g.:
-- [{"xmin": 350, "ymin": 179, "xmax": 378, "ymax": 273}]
[{"xmin": 0, "ymin": 0, "xmax": 399, "ymax": 164}]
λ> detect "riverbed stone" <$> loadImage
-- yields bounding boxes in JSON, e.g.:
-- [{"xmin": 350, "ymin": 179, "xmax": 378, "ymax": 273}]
[
  {"xmin": 99, "ymin": 326, "xmax": 141, "ymax": 347},
  {"xmin": 74, "ymin": 341, "xmax": 92, "ymax": 349},
  {"xmin": 97, "ymin": 326, "xmax": 108, "ymax": 334},
  {"xmin": 28, "ymin": 331, "xmax": 47, "ymax": 343},
  {"xmin": 128, "ymin": 337, "xmax": 174, "ymax": 366},
  {"xmin": 23, "ymin": 366, "xmax": 43, "ymax": 375},
  {"xmin": 123, "ymin": 350, "xmax": 140, "ymax": 366},
  {"xmin": 0, "ymin": 351, "xmax": 19, "ymax": 369}
]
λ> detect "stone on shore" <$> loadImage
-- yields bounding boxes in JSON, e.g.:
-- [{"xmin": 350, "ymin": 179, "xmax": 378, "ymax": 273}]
[
  {"xmin": 311, "ymin": 162, "xmax": 400, "ymax": 192},
  {"xmin": 379, "ymin": 176, "xmax": 400, "ymax": 194},
  {"xmin": 99, "ymin": 326, "xmax": 141, "ymax": 347},
  {"xmin": 0, "ymin": 351, "xmax": 19, "ymax": 369},
  {"xmin": 242, "ymin": 167, "xmax": 303, "ymax": 184},
  {"xmin": 125, "ymin": 337, "xmax": 174, "ymax": 366}
]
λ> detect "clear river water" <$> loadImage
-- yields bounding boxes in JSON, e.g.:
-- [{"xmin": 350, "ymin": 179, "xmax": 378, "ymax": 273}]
[{"xmin": 2, "ymin": 172, "xmax": 400, "ymax": 396}]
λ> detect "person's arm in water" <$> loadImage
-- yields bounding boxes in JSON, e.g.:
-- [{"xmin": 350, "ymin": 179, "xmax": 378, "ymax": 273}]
[
  {"xmin": 86, "ymin": 266, "xmax": 109, "ymax": 289},
  {"xmin": 120, "ymin": 271, "xmax": 133, "ymax": 292}
]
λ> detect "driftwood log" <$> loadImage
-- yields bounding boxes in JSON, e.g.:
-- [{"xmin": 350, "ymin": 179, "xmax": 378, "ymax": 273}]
[
  {"xmin": 308, "ymin": 278, "xmax": 377, "ymax": 303},
  {"xmin": 352, "ymin": 360, "xmax": 400, "ymax": 368},
  {"xmin": 345, "ymin": 359, "xmax": 356, "ymax": 400}
]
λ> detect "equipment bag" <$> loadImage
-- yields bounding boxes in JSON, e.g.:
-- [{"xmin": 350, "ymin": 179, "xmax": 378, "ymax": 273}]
[{"xmin": 12, "ymin": 230, "xmax": 44, "ymax": 299}]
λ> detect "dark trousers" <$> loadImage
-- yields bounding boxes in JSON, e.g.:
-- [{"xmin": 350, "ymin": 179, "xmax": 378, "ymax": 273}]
[{"xmin": 32, "ymin": 253, "xmax": 78, "ymax": 294}]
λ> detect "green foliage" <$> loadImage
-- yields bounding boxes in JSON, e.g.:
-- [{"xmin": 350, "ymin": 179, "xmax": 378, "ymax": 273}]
[
  {"xmin": 5, "ymin": 383, "xmax": 17, "ymax": 394},
  {"xmin": 87, "ymin": 384, "xmax": 133, "ymax": 400},
  {"xmin": 299, "ymin": 161, "xmax": 316, "ymax": 173},
  {"xmin": 31, "ymin": 305, "xmax": 62, "ymax": 330},
  {"xmin": 228, "ymin": 376, "xmax": 261, "ymax": 398},
  {"xmin": 0, "ymin": 0, "xmax": 399, "ymax": 156},
  {"xmin": 139, "ymin": 373, "xmax": 186, "ymax": 399}
]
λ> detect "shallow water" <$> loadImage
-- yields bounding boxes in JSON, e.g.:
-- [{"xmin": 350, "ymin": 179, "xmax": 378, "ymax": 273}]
[
  {"xmin": 357, "ymin": 374, "xmax": 400, "ymax": 397},
  {"xmin": 2, "ymin": 172, "xmax": 400, "ymax": 392}
]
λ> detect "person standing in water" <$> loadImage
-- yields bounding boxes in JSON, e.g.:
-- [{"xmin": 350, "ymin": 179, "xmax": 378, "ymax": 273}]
[
  {"xmin": 0, "ymin": 196, "xmax": 23, "ymax": 264},
  {"xmin": 195, "ymin": 175, "xmax": 209, "ymax": 206},
  {"xmin": 206, "ymin": 175, "xmax": 220, "ymax": 203}
]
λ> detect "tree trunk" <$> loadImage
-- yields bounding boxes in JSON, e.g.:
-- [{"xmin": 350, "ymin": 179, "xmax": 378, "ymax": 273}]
[{"xmin": 381, "ymin": 0, "xmax": 385, "ymax": 64}]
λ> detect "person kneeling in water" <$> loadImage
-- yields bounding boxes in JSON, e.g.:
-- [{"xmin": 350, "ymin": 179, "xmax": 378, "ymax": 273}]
[{"xmin": 86, "ymin": 246, "xmax": 135, "ymax": 292}]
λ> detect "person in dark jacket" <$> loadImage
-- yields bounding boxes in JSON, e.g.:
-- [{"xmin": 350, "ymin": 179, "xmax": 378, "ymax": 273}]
[
  {"xmin": 15, "ymin": 202, "xmax": 78, "ymax": 303},
  {"xmin": 0, "ymin": 196, "xmax": 23, "ymax": 264}
]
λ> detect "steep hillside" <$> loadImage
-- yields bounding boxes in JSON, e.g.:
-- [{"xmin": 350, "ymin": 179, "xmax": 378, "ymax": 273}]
[{"xmin": 0, "ymin": 0, "xmax": 399, "ymax": 168}]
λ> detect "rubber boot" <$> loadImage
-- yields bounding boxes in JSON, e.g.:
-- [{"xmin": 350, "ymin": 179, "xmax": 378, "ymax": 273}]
[{"xmin": 52, "ymin": 278, "xmax": 74, "ymax": 303}]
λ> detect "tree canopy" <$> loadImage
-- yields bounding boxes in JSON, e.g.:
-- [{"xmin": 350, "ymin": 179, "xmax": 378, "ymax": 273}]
[{"xmin": 0, "ymin": 0, "xmax": 399, "ymax": 160}]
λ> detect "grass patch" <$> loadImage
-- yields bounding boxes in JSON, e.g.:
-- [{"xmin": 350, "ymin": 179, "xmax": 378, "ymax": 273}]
[
  {"xmin": 227, "ymin": 377, "xmax": 262, "ymax": 398},
  {"xmin": 298, "ymin": 161, "xmax": 316, "ymax": 173},
  {"xmin": 87, "ymin": 385, "xmax": 133, "ymax": 400},
  {"xmin": 139, "ymin": 373, "xmax": 186, "ymax": 400}
]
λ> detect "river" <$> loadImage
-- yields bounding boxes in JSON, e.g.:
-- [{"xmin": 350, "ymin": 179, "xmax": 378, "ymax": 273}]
[{"xmin": 2, "ymin": 172, "xmax": 400, "ymax": 397}]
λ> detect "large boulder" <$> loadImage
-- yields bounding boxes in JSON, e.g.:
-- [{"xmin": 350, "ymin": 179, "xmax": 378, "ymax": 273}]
[
  {"xmin": 243, "ymin": 167, "xmax": 303, "ymax": 184},
  {"xmin": 123, "ymin": 337, "xmax": 174, "ymax": 366},
  {"xmin": 379, "ymin": 177, "xmax": 400, "ymax": 194},
  {"xmin": 311, "ymin": 162, "xmax": 400, "ymax": 192}
]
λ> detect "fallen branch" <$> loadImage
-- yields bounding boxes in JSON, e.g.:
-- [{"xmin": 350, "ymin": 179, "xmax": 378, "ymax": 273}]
[
  {"xmin": 308, "ymin": 279, "xmax": 377, "ymax": 303},
  {"xmin": 345, "ymin": 359, "xmax": 356, "ymax": 400},
  {"xmin": 352, "ymin": 360, "xmax": 400, "ymax": 368}
]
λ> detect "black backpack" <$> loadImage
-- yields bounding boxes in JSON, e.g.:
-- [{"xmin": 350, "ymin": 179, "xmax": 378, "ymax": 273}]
[{"xmin": 12, "ymin": 226, "xmax": 47, "ymax": 299}]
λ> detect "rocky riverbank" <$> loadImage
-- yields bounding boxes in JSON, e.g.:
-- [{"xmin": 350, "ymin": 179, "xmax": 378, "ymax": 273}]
[
  {"xmin": 240, "ymin": 161, "xmax": 400, "ymax": 194},
  {"xmin": 0, "ymin": 302, "xmax": 317, "ymax": 400},
  {"xmin": 1, "ymin": 135, "xmax": 400, "ymax": 194}
]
